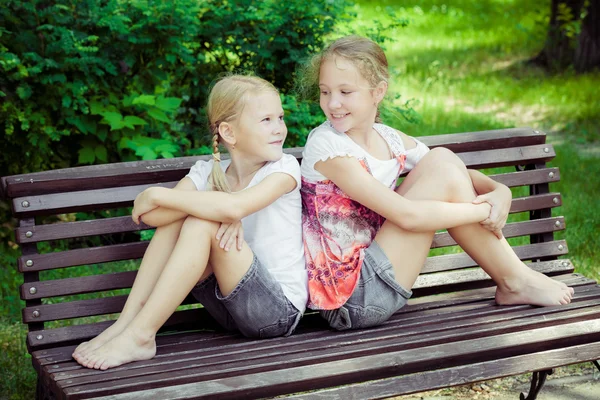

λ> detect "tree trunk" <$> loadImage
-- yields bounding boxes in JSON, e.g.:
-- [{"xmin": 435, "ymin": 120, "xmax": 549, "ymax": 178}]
[
  {"xmin": 531, "ymin": 0, "xmax": 585, "ymax": 69},
  {"xmin": 574, "ymin": 0, "xmax": 600, "ymax": 72}
]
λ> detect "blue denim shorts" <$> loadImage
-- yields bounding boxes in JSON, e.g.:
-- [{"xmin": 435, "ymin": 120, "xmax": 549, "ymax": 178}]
[
  {"xmin": 190, "ymin": 256, "xmax": 301, "ymax": 338},
  {"xmin": 320, "ymin": 240, "xmax": 412, "ymax": 331}
]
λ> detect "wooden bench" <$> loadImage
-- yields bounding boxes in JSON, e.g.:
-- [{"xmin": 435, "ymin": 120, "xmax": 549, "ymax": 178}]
[{"xmin": 2, "ymin": 127, "xmax": 600, "ymax": 400}]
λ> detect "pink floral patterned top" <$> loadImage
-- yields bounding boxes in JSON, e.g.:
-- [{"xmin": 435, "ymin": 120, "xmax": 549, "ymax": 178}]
[{"xmin": 300, "ymin": 122, "xmax": 430, "ymax": 310}]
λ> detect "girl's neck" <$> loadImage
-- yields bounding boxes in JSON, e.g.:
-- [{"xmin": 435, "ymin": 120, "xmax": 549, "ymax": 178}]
[
  {"xmin": 225, "ymin": 155, "xmax": 267, "ymax": 191},
  {"xmin": 344, "ymin": 122, "xmax": 376, "ymax": 148}
]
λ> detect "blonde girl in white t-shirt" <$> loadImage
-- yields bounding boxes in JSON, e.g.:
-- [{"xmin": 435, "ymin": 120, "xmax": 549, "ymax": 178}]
[
  {"xmin": 299, "ymin": 36, "xmax": 574, "ymax": 331},
  {"xmin": 72, "ymin": 75, "xmax": 307, "ymax": 370}
]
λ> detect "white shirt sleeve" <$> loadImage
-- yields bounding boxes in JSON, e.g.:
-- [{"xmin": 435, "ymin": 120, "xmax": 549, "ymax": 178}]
[
  {"xmin": 185, "ymin": 159, "xmax": 214, "ymax": 191},
  {"xmin": 301, "ymin": 123, "xmax": 356, "ymax": 182},
  {"xmin": 259, "ymin": 154, "xmax": 301, "ymax": 193},
  {"xmin": 404, "ymin": 137, "xmax": 430, "ymax": 171}
]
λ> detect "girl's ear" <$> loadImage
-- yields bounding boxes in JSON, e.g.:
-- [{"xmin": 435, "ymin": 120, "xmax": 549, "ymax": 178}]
[
  {"xmin": 218, "ymin": 122, "xmax": 237, "ymax": 147},
  {"xmin": 374, "ymin": 81, "xmax": 388, "ymax": 105}
]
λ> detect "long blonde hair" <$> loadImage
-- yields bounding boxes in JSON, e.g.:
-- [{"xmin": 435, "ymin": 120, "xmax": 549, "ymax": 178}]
[
  {"xmin": 206, "ymin": 75, "xmax": 279, "ymax": 192},
  {"xmin": 297, "ymin": 35, "xmax": 389, "ymax": 122}
]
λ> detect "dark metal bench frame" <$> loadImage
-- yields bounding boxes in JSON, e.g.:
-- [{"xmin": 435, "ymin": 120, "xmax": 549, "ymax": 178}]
[{"xmin": 2, "ymin": 127, "xmax": 599, "ymax": 400}]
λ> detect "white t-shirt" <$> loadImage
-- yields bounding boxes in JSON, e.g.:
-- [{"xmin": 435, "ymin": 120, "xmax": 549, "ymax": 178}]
[
  {"xmin": 301, "ymin": 121, "xmax": 430, "ymax": 187},
  {"xmin": 185, "ymin": 154, "xmax": 308, "ymax": 313}
]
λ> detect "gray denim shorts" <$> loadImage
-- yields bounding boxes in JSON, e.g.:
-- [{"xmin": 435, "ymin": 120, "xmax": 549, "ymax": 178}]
[
  {"xmin": 320, "ymin": 240, "xmax": 412, "ymax": 331},
  {"xmin": 190, "ymin": 256, "xmax": 302, "ymax": 338}
]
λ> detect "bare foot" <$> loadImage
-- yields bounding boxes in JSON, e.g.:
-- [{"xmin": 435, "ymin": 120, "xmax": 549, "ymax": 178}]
[
  {"xmin": 72, "ymin": 321, "xmax": 128, "ymax": 364},
  {"xmin": 81, "ymin": 328, "xmax": 156, "ymax": 370},
  {"xmin": 495, "ymin": 267, "xmax": 574, "ymax": 306}
]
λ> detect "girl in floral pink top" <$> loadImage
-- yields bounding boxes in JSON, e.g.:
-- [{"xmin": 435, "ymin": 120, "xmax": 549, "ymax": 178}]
[{"xmin": 300, "ymin": 36, "xmax": 574, "ymax": 330}]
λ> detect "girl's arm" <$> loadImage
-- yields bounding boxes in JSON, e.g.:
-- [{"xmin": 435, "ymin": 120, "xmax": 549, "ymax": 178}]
[
  {"xmin": 315, "ymin": 157, "xmax": 491, "ymax": 232},
  {"xmin": 137, "ymin": 177, "xmax": 197, "ymax": 227},
  {"xmin": 134, "ymin": 172, "xmax": 297, "ymax": 224}
]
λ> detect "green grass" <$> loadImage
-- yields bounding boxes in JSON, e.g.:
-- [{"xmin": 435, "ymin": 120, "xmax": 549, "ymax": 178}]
[{"xmin": 1, "ymin": 1, "xmax": 599, "ymax": 398}]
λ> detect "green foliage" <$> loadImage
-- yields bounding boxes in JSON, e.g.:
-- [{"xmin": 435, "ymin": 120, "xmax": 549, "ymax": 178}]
[
  {"xmin": 0, "ymin": 0, "xmax": 351, "ymax": 179},
  {"xmin": 557, "ymin": 0, "xmax": 590, "ymax": 41}
]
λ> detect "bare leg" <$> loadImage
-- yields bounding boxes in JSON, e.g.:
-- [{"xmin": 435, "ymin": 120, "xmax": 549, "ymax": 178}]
[
  {"xmin": 73, "ymin": 219, "xmax": 186, "ymax": 362},
  {"xmin": 375, "ymin": 147, "xmax": 573, "ymax": 306},
  {"xmin": 81, "ymin": 216, "xmax": 254, "ymax": 370}
]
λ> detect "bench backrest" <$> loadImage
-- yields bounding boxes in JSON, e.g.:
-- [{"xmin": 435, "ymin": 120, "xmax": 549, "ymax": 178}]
[{"xmin": 1, "ymin": 127, "xmax": 570, "ymax": 352}]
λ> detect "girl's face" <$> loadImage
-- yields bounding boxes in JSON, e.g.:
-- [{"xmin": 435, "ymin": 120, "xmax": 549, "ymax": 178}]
[
  {"xmin": 319, "ymin": 56, "xmax": 385, "ymax": 135},
  {"xmin": 231, "ymin": 90, "xmax": 287, "ymax": 163}
]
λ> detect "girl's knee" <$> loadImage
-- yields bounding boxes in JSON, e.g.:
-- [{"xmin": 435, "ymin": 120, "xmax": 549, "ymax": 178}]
[
  {"xmin": 427, "ymin": 147, "xmax": 466, "ymax": 169},
  {"xmin": 180, "ymin": 216, "xmax": 218, "ymax": 235},
  {"xmin": 440, "ymin": 163, "xmax": 475, "ymax": 202}
]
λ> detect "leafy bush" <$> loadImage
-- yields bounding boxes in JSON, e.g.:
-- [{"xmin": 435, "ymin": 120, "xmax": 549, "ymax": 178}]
[{"xmin": 0, "ymin": 0, "xmax": 351, "ymax": 179}]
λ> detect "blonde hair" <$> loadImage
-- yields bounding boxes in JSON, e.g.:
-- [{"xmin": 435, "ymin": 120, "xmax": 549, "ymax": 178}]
[
  {"xmin": 206, "ymin": 74, "xmax": 279, "ymax": 192},
  {"xmin": 297, "ymin": 35, "xmax": 389, "ymax": 122}
]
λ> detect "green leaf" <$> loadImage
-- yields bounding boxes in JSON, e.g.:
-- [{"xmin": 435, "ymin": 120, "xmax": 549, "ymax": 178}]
[
  {"xmin": 123, "ymin": 115, "xmax": 147, "ymax": 126},
  {"xmin": 78, "ymin": 146, "xmax": 96, "ymax": 164},
  {"xmin": 90, "ymin": 101, "xmax": 103, "ymax": 115},
  {"xmin": 62, "ymin": 95, "xmax": 72, "ymax": 108},
  {"xmin": 147, "ymin": 108, "xmax": 171, "ymax": 123},
  {"xmin": 101, "ymin": 111, "xmax": 125, "ymax": 130},
  {"xmin": 16, "ymin": 85, "xmax": 32, "ymax": 100},
  {"xmin": 132, "ymin": 94, "xmax": 156, "ymax": 106},
  {"xmin": 155, "ymin": 96, "xmax": 183, "ymax": 112},
  {"xmin": 95, "ymin": 144, "xmax": 108, "ymax": 162}
]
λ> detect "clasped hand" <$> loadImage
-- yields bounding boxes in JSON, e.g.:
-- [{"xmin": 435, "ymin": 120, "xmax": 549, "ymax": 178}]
[
  {"xmin": 216, "ymin": 221, "xmax": 244, "ymax": 251},
  {"xmin": 132, "ymin": 187, "xmax": 159, "ymax": 225},
  {"xmin": 472, "ymin": 185, "xmax": 511, "ymax": 239}
]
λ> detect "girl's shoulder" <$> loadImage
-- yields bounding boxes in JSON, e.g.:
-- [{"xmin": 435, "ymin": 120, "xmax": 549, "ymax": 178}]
[
  {"xmin": 255, "ymin": 153, "xmax": 301, "ymax": 190},
  {"xmin": 186, "ymin": 158, "xmax": 230, "ymax": 191},
  {"xmin": 303, "ymin": 121, "xmax": 356, "ymax": 159},
  {"xmin": 374, "ymin": 123, "xmax": 418, "ymax": 151}
]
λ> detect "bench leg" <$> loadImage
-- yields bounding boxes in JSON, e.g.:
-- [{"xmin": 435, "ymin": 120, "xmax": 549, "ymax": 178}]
[
  {"xmin": 520, "ymin": 369, "xmax": 553, "ymax": 400},
  {"xmin": 593, "ymin": 360, "xmax": 600, "ymax": 372},
  {"xmin": 36, "ymin": 376, "xmax": 56, "ymax": 400}
]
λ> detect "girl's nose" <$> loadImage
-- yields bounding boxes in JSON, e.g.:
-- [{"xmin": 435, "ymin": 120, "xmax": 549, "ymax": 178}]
[
  {"xmin": 328, "ymin": 95, "xmax": 342, "ymax": 109},
  {"xmin": 274, "ymin": 119, "xmax": 286, "ymax": 135}
]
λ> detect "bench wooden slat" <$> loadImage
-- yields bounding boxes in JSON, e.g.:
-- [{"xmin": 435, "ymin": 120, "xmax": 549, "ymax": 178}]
[
  {"xmin": 490, "ymin": 167, "xmax": 559, "ymax": 187},
  {"xmin": 27, "ymin": 308, "xmax": 217, "ymax": 350},
  {"xmin": 21, "ymin": 259, "xmax": 573, "ymax": 323},
  {"xmin": 455, "ymin": 144, "xmax": 554, "ymax": 169},
  {"xmin": 12, "ymin": 181, "xmax": 177, "ymax": 217},
  {"xmin": 57, "ymin": 317, "xmax": 600, "ymax": 399},
  {"xmin": 10, "ymin": 144, "xmax": 555, "ymax": 217},
  {"xmin": 431, "ymin": 216, "xmax": 564, "ymax": 248},
  {"xmin": 16, "ymin": 216, "xmax": 154, "ymax": 245},
  {"xmin": 21, "ymin": 271, "xmax": 138, "ymax": 300},
  {"xmin": 1, "ymin": 128, "xmax": 545, "ymax": 199},
  {"xmin": 413, "ymin": 259, "xmax": 573, "ymax": 296},
  {"xmin": 282, "ymin": 342, "xmax": 600, "ymax": 400},
  {"xmin": 13, "ymin": 168, "xmax": 561, "ymax": 245},
  {"xmin": 419, "ymin": 127, "xmax": 546, "ymax": 152},
  {"xmin": 18, "ymin": 242, "xmax": 148, "ymax": 273},
  {"xmin": 28, "ymin": 273, "xmax": 595, "ymax": 351},
  {"xmin": 423, "ymin": 240, "xmax": 568, "ymax": 273},
  {"xmin": 510, "ymin": 192, "xmax": 561, "ymax": 212}
]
